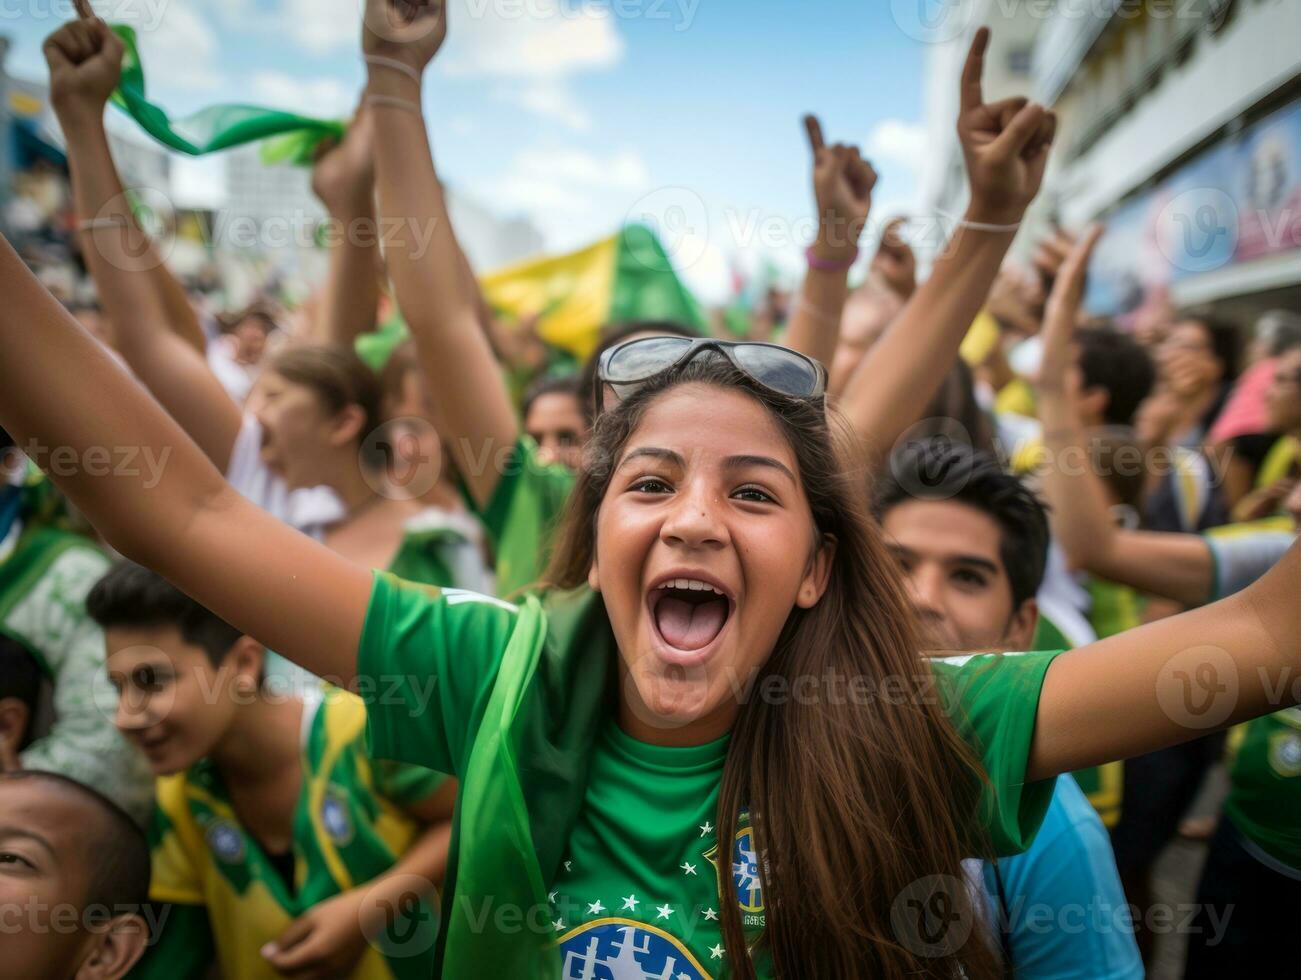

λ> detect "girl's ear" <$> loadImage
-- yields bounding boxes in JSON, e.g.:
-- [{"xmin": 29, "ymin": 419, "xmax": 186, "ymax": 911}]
[
  {"xmin": 796, "ymin": 533, "xmax": 836, "ymax": 609},
  {"xmin": 330, "ymin": 404, "xmax": 368, "ymax": 449},
  {"xmin": 587, "ymin": 559, "xmax": 601, "ymax": 593}
]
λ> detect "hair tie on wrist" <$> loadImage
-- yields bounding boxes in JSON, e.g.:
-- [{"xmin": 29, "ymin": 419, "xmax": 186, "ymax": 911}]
[
  {"xmin": 363, "ymin": 93, "xmax": 423, "ymax": 116},
  {"xmin": 805, "ymin": 246, "xmax": 858, "ymax": 272},
  {"xmin": 937, "ymin": 209, "xmax": 1021, "ymax": 234},
  {"xmin": 77, "ymin": 216, "xmax": 128, "ymax": 232},
  {"xmin": 363, "ymin": 54, "xmax": 422, "ymax": 85}
]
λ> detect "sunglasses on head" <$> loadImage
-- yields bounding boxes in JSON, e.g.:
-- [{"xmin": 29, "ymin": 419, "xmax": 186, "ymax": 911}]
[{"xmin": 595, "ymin": 337, "xmax": 827, "ymax": 417}]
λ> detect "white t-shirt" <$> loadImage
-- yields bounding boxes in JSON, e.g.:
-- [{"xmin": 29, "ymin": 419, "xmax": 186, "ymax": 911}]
[{"xmin": 225, "ymin": 414, "xmax": 344, "ymax": 540}]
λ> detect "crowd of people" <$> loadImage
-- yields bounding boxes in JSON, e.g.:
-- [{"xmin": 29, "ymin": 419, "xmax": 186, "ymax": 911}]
[{"xmin": 1, "ymin": 2, "xmax": 1299, "ymax": 978}]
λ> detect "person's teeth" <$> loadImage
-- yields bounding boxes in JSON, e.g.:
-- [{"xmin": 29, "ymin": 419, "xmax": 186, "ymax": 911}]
[{"xmin": 688, "ymin": 580, "xmax": 704, "ymax": 591}]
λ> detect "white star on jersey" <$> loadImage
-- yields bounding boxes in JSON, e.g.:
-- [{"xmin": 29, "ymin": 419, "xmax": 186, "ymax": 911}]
[
  {"xmin": 586, "ymin": 900, "xmax": 605, "ymax": 915},
  {"xmin": 656, "ymin": 903, "xmax": 674, "ymax": 921},
  {"xmin": 563, "ymin": 861, "xmax": 572, "ymax": 872},
  {"xmin": 621, "ymin": 894, "xmax": 639, "ymax": 911},
  {"xmin": 552, "ymin": 918, "xmax": 565, "ymax": 931},
  {"xmin": 702, "ymin": 907, "xmax": 718, "ymax": 921},
  {"xmin": 680, "ymin": 862, "xmax": 697, "ymax": 876},
  {"xmin": 710, "ymin": 944, "xmax": 725, "ymax": 959},
  {"xmin": 547, "ymin": 891, "xmax": 557, "ymax": 903},
  {"xmin": 699, "ymin": 821, "xmax": 713, "ymax": 836}
]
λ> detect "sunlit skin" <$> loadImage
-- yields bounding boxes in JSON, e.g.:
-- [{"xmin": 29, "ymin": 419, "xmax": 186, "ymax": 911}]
[
  {"xmin": 1264, "ymin": 348, "xmax": 1301, "ymax": 436},
  {"xmin": 104, "ymin": 627, "xmax": 261, "ymax": 777},
  {"xmin": 589, "ymin": 385, "xmax": 833, "ymax": 747},
  {"xmin": 525, "ymin": 391, "xmax": 588, "ymax": 471},
  {"xmin": 252, "ymin": 370, "xmax": 365, "ymax": 491},
  {"xmin": 0, "ymin": 779, "xmax": 140, "ymax": 980},
  {"xmin": 881, "ymin": 499, "xmax": 1037, "ymax": 652}
]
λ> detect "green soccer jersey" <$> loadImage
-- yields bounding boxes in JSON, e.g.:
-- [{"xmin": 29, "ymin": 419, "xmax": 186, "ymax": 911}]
[
  {"xmin": 471, "ymin": 435, "xmax": 575, "ymax": 596},
  {"xmin": 1223, "ymin": 709, "xmax": 1301, "ymax": 873},
  {"xmin": 359, "ymin": 573, "xmax": 1060, "ymax": 977},
  {"xmin": 131, "ymin": 690, "xmax": 444, "ymax": 980}
]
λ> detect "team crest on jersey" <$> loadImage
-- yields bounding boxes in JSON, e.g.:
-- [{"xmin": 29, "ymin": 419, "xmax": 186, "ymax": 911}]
[
  {"xmin": 1269, "ymin": 731, "xmax": 1301, "ymax": 777},
  {"xmin": 321, "ymin": 790, "xmax": 354, "ymax": 844},
  {"xmin": 205, "ymin": 820, "xmax": 245, "ymax": 864},
  {"xmin": 557, "ymin": 920, "xmax": 711, "ymax": 980},
  {"xmin": 703, "ymin": 827, "xmax": 764, "ymax": 918}
]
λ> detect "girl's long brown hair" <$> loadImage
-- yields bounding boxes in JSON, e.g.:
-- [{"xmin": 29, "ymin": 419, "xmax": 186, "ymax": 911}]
[{"xmin": 545, "ymin": 355, "xmax": 1001, "ymax": 978}]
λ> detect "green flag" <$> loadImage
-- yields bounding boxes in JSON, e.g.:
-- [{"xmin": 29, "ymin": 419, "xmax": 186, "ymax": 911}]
[{"xmin": 108, "ymin": 24, "xmax": 344, "ymax": 161}]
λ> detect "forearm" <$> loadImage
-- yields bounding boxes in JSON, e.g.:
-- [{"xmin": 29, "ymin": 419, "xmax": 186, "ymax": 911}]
[
  {"xmin": 317, "ymin": 195, "xmax": 381, "ymax": 349},
  {"xmin": 365, "ymin": 821, "xmax": 454, "ymax": 912},
  {"xmin": 785, "ymin": 263, "xmax": 849, "ymax": 368},
  {"xmin": 368, "ymin": 71, "xmax": 517, "ymax": 506},
  {"xmin": 1030, "ymin": 557, "xmax": 1299, "ymax": 780},
  {"xmin": 841, "ymin": 216, "xmax": 1014, "ymax": 464},
  {"xmin": 61, "ymin": 110, "xmax": 240, "ymax": 465},
  {"xmin": 62, "ymin": 110, "xmax": 204, "ymax": 354},
  {"xmin": 0, "ymin": 234, "xmax": 226, "ymax": 557},
  {"xmin": 1037, "ymin": 387, "xmax": 1214, "ymax": 605}
]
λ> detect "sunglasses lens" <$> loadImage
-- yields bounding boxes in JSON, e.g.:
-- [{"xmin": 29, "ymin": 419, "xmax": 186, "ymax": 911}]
[
  {"xmin": 731, "ymin": 345, "xmax": 821, "ymax": 397},
  {"xmin": 603, "ymin": 336, "xmax": 694, "ymax": 384}
]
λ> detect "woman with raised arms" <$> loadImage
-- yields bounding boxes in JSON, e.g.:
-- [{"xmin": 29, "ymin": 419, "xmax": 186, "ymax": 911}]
[{"xmin": 3, "ymin": 3, "xmax": 1299, "ymax": 977}]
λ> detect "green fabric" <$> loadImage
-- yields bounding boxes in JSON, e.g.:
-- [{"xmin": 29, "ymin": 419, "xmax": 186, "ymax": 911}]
[
  {"xmin": 1224, "ymin": 707, "xmax": 1301, "ymax": 870},
  {"xmin": 358, "ymin": 574, "xmax": 1059, "ymax": 975},
  {"xmin": 474, "ymin": 436, "xmax": 576, "ymax": 596},
  {"xmin": 355, "ymin": 311, "xmax": 412, "ymax": 373},
  {"xmin": 609, "ymin": 224, "xmax": 708, "ymax": 334},
  {"xmin": 108, "ymin": 25, "xmax": 343, "ymax": 159},
  {"xmin": 386, "ymin": 527, "xmax": 460, "ymax": 591}
]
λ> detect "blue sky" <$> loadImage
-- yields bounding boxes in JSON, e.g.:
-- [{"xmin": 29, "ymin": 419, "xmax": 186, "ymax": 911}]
[{"xmin": 3, "ymin": 0, "xmax": 931, "ymax": 299}]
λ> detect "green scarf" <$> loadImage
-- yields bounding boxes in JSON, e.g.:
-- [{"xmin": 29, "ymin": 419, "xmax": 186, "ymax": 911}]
[
  {"xmin": 108, "ymin": 25, "xmax": 344, "ymax": 162},
  {"xmin": 436, "ymin": 589, "xmax": 612, "ymax": 976}
]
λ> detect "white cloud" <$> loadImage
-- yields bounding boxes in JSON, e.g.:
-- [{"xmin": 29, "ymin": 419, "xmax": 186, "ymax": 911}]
[
  {"xmin": 441, "ymin": 0, "xmax": 625, "ymax": 79},
  {"xmin": 470, "ymin": 145, "xmax": 651, "ymax": 252},
  {"xmin": 282, "ymin": 0, "xmax": 360, "ymax": 55},
  {"xmin": 499, "ymin": 83, "xmax": 591, "ymax": 131},
  {"xmin": 123, "ymin": 4, "xmax": 223, "ymax": 92},
  {"xmin": 866, "ymin": 118, "xmax": 928, "ymax": 166},
  {"xmin": 513, "ymin": 147, "xmax": 650, "ymax": 190},
  {"xmin": 250, "ymin": 72, "xmax": 355, "ymax": 119}
]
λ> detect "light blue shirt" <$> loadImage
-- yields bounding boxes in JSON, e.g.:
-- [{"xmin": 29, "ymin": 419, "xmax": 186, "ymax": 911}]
[{"xmin": 981, "ymin": 776, "xmax": 1142, "ymax": 979}]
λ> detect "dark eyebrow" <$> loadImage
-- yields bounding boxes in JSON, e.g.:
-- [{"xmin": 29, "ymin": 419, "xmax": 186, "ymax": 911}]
[
  {"xmin": 723, "ymin": 454, "xmax": 797, "ymax": 483},
  {"xmin": 618, "ymin": 447, "xmax": 686, "ymax": 470},
  {"xmin": 948, "ymin": 555, "xmax": 1000, "ymax": 575},
  {"xmin": 0, "ymin": 825, "xmax": 58, "ymax": 864}
]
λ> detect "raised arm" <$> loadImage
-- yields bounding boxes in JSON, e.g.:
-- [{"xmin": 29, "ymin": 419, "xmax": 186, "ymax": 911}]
[
  {"xmin": 1034, "ymin": 227, "xmax": 1215, "ymax": 607},
  {"xmin": 45, "ymin": 17, "xmax": 242, "ymax": 470},
  {"xmin": 839, "ymin": 28, "xmax": 1056, "ymax": 464},
  {"xmin": 363, "ymin": 0, "xmax": 518, "ymax": 508},
  {"xmin": 1029, "ymin": 536, "xmax": 1301, "ymax": 779},
  {"xmin": 782, "ymin": 115, "xmax": 875, "ymax": 368},
  {"xmin": 309, "ymin": 107, "xmax": 382, "ymax": 349},
  {"xmin": 0, "ymin": 232, "xmax": 371, "ymax": 684}
]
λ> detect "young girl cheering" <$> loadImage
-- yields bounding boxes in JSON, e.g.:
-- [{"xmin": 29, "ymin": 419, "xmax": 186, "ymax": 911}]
[{"xmin": 6, "ymin": 7, "xmax": 1300, "ymax": 979}]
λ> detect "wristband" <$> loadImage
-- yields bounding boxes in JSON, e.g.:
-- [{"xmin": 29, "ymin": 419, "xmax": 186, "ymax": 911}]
[
  {"xmin": 363, "ymin": 93, "xmax": 423, "ymax": 116},
  {"xmin": 363, "ymin": 55, "xmax": 422, "ymax": 85},
  {"xmin": 938, "ymin": 209, "xmax": 1021, "ymax": 234},
  {"xmin": 805, "ymin": 246, "xmax": 858, "ymax": 272},
  {"xmin": 77, "ymin": 216, "xmax": 128, "ymax": 232}
]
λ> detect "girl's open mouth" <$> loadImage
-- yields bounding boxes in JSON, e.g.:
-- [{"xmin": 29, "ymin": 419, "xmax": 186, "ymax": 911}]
[{"xmin": 647, "ymin": 577, "xmax": 733, "ymax": 665}]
